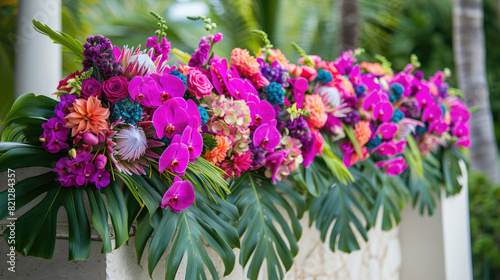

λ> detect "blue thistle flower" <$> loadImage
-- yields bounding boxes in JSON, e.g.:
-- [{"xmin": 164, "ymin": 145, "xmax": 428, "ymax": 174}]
[
  {"xmin": 354, "ymin": 85, "xmax": 366, "ymax": 96},
  {"xmin": 391, "ymin": 109, "xmax": 404, "ymax": 123},
  {"xmin": 390, "ymin": 83, "xmax": 404, "ymax": 99},
  {"xmin": 263, "ymin": 82, "xmax": 285, "ymax": 105},
  {"xmin": 110, "ymin": 98, "xmax": 143, "ymax": 125},
  {"xmin": 169, "ymin": 69, "xmax": 187, "ymax": 90},
  {"xmin": 366, "ymin": 136, "xmax": 382, "ymax": 149},
  {"xmin": 315, "ymin": 69, "xmax": 333, "ymax": 83},
  {"xmin": 415, "ymin": 124, "xmax": 427, "ymax": 135},
  {"xmin": 198, "ymin": 106, "xmax": 209, "ymax": 125}
]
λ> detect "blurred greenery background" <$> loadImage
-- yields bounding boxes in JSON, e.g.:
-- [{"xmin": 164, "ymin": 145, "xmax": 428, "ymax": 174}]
[{"xmin": 0, "ymin": 0, "xmax": 499, "ymax": 278}]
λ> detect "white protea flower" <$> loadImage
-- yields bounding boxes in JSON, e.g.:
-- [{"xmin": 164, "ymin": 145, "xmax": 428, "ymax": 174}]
[
  {"xmin": 124, "ymin": 54, "xmax": 157, "ymax": 78},
  {"xmin": 319, "ymin": 86, "xmax": 341, "ymax": 108},
  {"xmin": 110, "ymin": 122, "xmax": 163, "ymax": 175}
]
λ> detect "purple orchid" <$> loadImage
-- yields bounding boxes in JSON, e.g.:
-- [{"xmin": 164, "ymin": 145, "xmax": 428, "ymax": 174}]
[
  {"xmin": 372, "ymin": 140, "xmax": 403, "ymax": 157},
  {"xmin": 75, "ymin": 161, "xmax": 96, "ymax": 187},
  {"xmin": 361, "ymin": 74, "xmax": 382, "ymax": 94},
  {"xmin": 211, "ymin": 58, "xmax": 239, "ymax": 95},
  {"xmin": 373, "ymin": 102, "xmax": 394, "ymax": 122},
  {"xmin": 181, "ymin": 126, "xmax": 203, "ymax": 163},
  {"xmin": 333, "ymin": 50, "xmax": 356, "ymax": 75},
  {"xmin": 159, "ymin": 135, "xmax": 189, "ymax": 175},
  {"xmin": 93, "ymin": 169, "xmax": 111, "ymax": 189},
  {"xmin": 375, "ymin": 157, "xmax": 407, "ymax": 176},
  {"xmin": 161, "ymin": 176, "xmax": 195, "ymax": 212},
  {"xmin": 253, "ymin": 119, "xmax": 281, "ymax": 151},
  {"xmin": 349, "ymin": 65, "xmax": 362, "ymax": 86},
  {"xmin": 450, "ymin": 104, "xmax": 470, "ymax": 124},
  {"xmin": 40, "ymin": 117, "xmax": 70, "ymax": 153},
  {"xmin": 286, "ymin": 78, "xmax": 308, "ymax": 108},
  {"xmin": 376, "ymin": 123, "xmax": 398, "ymax": 140}
]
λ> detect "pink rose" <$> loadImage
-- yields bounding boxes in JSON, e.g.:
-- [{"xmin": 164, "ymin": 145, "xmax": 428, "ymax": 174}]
[
  {"xmin": 81, "ymin": 78, "xmax": 102, "ymax": 99},
  {"xmin": 102, "ymin": 76, "xmax": 129, "ymax": 103},
  {"xmin": 187, "ymin": 68, "xmax": 213, "ymax": 99}
]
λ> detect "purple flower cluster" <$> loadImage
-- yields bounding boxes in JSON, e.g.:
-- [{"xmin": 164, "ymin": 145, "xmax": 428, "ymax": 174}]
[
  {"xmin": 248, "ymin": 143, "xmax": 266, "ymax": 169},
  {"xmin": 189, "ymin": 37, "xmax": 211, "ymax": 68},
  {"xmin": 286, "ymin": 116, "xmax": 313, "ymax": 148},
  {"xmin": 53, "ymin": 152, "xmax": 110, "ymax": 189},
  {"xmin": 54, "ymin": 94, "xmax": 77, "ymax": 119},
  {"xmin": 342, "ymin": 111, "xmax": 361, "ymax": 125},
  {"xmin": 40, "ymin": 117, "xmax": 70, "ymax": 153},
  {"xmin": 333, "ymin": 50, "xmax": 356, "ymax": 75},
  {"xmin": 258, "ymin": 58, "xmax": 290, "ymax": 87},
  {"xmin": 83, "ymin": 35, "xmax": 124, "ymax": 81},
  {"xmin": 146, "ymin": 36, "xmax": 171, "ymax": 64}
]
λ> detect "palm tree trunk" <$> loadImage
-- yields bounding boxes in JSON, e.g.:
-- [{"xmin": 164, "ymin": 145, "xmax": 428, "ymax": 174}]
[
  {"xmin": 338, "ymin": 0, "xmax": 359, "ymax": 52},
  {"xmin": 453, "ymin": 0, "xmax": 500, "ymax": 183}
]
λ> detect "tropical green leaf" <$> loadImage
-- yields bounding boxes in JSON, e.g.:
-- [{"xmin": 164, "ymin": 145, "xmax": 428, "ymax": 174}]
[
  {"xmin": 85, "ymin": 187, "xmax": 113, "ymax": 254},
  {"xmin": 309, "ymin": 180, "xmax": 371, "ymax": 253},
  {"xmin": 101, "ymin": 180, "xmax": 129, "ymax": 249},
  {"xmin": 229, "ymin": 173, "xmax": 304, "ymax": 280},
  {"xmin": 0, "ymin": 143, "xmax": 60, "ymax": 172},
  {"xmin": 441, "ymin": 147, "xmax": 467, "ymax": 196},
  {"xmin": 404, "ymin": 135, "xmax": 423, "ymax": 178},
  {"xmin": 3, "ymin": 93, "xmax": 57, "ymax": 123},
  {"xmin": 146, "ymin": 190, "xmax": 240, "ymax": 279},
  {"xmin": 32, "ymin": 19, "xmax": 85, "ymax": 63},
  {"xmin": 1, "ymin": 117, "xmax": 46, "ymax": 143},
  {"xmin": 322, "ymin": 140, "xmax": 355, "ymax": 185},
  {"xmin": 3, "ymin": 183, "xmax": 91, "ymax": 260}
]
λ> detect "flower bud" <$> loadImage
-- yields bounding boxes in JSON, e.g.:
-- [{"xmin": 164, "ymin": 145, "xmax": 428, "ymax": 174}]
[
  {"xmin": 95, "ymin": 154, "xmax": 107, "ymax": 169},
  {"xmin": 69, "ymin": 148, "xmax": 77, "ymax": 159},
  {"xmin": 83, "ymin": 132, "xmax": 99, "ymax": 146}
]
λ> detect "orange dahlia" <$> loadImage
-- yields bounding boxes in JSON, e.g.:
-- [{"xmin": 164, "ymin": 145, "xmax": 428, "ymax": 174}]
[
  {"xmin": 230, "ymin": 48, "xmax": 260, "ymax": 77},
  {"xmin": 304, "ymin": 94, "xmax": 328, "ymax": 129},
  {"xmin": 360, "ymin": 62, "xmax": 386, "ymax": 76},
  {"xmin": 267, "ymin": 49, "xmax": 290, "ymax": 68},
  {"xmin": 204, "ymin": 135, "xmax": 231, "ymax": 164},
  {"xmin": 354, "ymin": 121, "xmax": 372, "ymax": 146},
  {"xmin": 65, "ymin": 96, "xmax": 110, "ymax": 137}
]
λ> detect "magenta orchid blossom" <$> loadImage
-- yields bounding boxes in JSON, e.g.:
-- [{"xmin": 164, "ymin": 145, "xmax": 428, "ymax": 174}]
[
  {"xmin": 181, "ymin": 125, "xmax": 203, "ymax": 163},
  {"xmin": 253, "ymin": 119, "xmax": 281, "ymax": 151},
  {"xmin": 161, "ymin": 176, "xmax": 195, "ymax": 212},
  {"xmin": 129, "ymin": 74, "xmax": 185, "ymax": 107},
  {"xmin": 152, "ymin": 97, "xmax": 199, "ymax": 139},
  {"xmin": 285, "ymin": 78, "xmax": 308, "ymax": 108},
  {"xmin": 375, "ymin": 157, "xmax": 408, "ymax": 176},
  {"xmin": 247, "ymin": 99, "xmax": 275, "ymax": 126},
  {"xmin": 159, "ymin": 135, "xmax": 189, "ymax": 175},
  {"xmin": 376, "ymin": 123, "xmax": 399, "ymax": 140},
  {"xmin": 373, "ymin": 102, "xmax": 394, "ymax": 122}
]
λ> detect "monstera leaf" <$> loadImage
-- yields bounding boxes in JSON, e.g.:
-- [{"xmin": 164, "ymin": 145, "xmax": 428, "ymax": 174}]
[
  {"xmin": 228, "ymin": 173, "xmax": 305, "ymax": 280},
  {"xmin": 134, "ymin": 186, "xmax": 240, "ymax": 280}
]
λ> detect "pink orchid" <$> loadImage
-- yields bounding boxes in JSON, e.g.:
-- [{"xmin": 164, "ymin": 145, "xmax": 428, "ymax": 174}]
[
  {"xmin": 349, "ymin": 65, "xmax": 362, "ymax": 86},
  {"xmin": 363, "ymin": 91, "xmax": 387, "ymax": 111},
  {"xmin": 247, "ymin": 99, "xmax": 275, "ymax": 126},
  {"xmin": 161, "ymin": 176, "xmax": 195, "ymax": 212},
  {"xmin": 450, "ymin": 104, "xmax": 470, "ymax": 124},
  {"xmin": 361, "ymin": 74, "xmax": 382, "ymax": 94},
  {"xmin": 415, "ymin": 88, "xmax": 434, "ymax": 108},
  {"xmin": 421, "ymin": 104, "xmax": 442, "ymax": 123},
  {"xmin": 147, "ymin": 73, "xmax": 186, "ymax": 106},
  {"xmin": 375, "ymin": 157, "xmax": 408, "ymax": 176},
  {"xmin": 373, "ymin": 102, "xmax": 394, "ymax": 122},
  {"xmin": 264, "ymin": 150, "xmax": 288, "ymax": 184},
  {"xmin": 376, "ymin": 123, "xmax": 398, "ymax": 140},
  {"xmin": 159, "ymin": 135, "xmax": 189, "ymax": 175},
  {"xmin": 253, "ymin": 119, "xmax": 281, "ymax": 151},
  {"xmin": 211, "ymin": 58, "xmax": 239, "ymax": 95},
  {"xmin": 340, "ymin": 142, "xmax": 367, "ymax": 168},
  {"xmin": 286, "ymin": 78, "xmax": 308, "ymax": 108},
  {"xmin": 453, "ymin": 122, "xmax": 469, "ymax": 138},
  {"xmin": 228, "ymin": 78, "xmax": 260, "ymax": 101},
  {"xmin": 429, "ymin": 120, "xmax": 449, "ymax": 135},
  {"xmin": 302, "ymin": 128, "xmax": 325, "ymax": 168},
  {"xmin": 373, "ymin": 140, "xmax": 404, "ymax": 157},
  {"xmin": 153, "ymin": 98, "xmax": 200, "ymax": 139},
  {"xmin": 181, "ymin": 126, "xmax": 203, "ymax": 163}
]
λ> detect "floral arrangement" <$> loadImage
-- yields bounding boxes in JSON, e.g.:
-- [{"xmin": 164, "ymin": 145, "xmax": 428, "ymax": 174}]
[{"xmin": 0, "ymin": 13, "xmax": 469, "ymax": 280}]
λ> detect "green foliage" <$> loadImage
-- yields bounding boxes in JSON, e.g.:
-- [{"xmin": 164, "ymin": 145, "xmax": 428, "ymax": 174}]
[
  {"xmin": 229, "ymin": 173, "xmax": 305, "ymax": 280},
  {"xmin": 469, "ymin": 171, "xmax": 500, "ymax": 280}
]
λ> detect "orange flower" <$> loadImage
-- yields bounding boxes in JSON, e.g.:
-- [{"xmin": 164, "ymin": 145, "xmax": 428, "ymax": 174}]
[
  {"xmin": 204, "ymin": 135, "xmax": 231, "ymax": 164},
  {"xmin": 267, "ymin": 49, "xmax": 289, "ymax": 67},
  {"xmin": 65, "ymin": 96, "xmax": 110, "ymax": 137},
  {"xmin": 230, "ymin": 48, "xmax": 260, "ymax": 77},
  {"xmin": 304, "ymin": 94, "xmax": 328, "ymax": 128},
  {"xmin": 360, "ymin": 62, "xmax": 386, "ymax": 75},
  {"xmin": 354, "ymin": 121, "xmax": 372, "ymax": 146}
]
